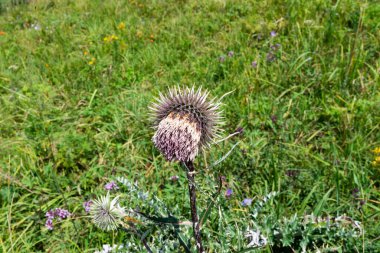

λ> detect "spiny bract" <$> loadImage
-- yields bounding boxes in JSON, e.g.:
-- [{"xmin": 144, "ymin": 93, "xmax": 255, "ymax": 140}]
[{"xmin": 150, "ymin": 86, "xmax": 222, "ymax": 162}]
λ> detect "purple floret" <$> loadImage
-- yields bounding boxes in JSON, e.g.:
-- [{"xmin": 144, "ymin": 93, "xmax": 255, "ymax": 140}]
[
  {"xmin": 225, "ymin": 188, "xmax": 233, "ymax": 198},
  {"xmin": 55, "ymin": 208, "xmax": 71, "ymax": 219},
  {"xmin": 104, "ymin": 181, "xmax": 119, "ymax": 191},
  {"xmin": 46, "ymin": 210, "xmax": 55, "ymax": 220},
  {"xmin": 242, "ymin": 198, "xmax": 253, "ymax": 206},
  {"xmin": 45, "ymin": 219, "xmax": 54, "ymax": 230},
  {"xmin": 83, "ymin": 200, "xmax": 93, "ymax": 213}
]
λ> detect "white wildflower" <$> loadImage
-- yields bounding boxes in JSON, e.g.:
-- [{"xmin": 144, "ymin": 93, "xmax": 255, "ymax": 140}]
[{"xmin": 90, "ymin": 192, "xmax": 126, "ymax": 231}]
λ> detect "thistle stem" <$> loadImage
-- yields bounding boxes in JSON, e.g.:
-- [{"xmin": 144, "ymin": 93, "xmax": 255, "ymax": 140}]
[
  {"xmin": 139, "ymin": 234, "xmax": 153, "ymax": 253},
  {"xmin": 183, "ymin": 161, "xmax": 204, "ymax": 253}
]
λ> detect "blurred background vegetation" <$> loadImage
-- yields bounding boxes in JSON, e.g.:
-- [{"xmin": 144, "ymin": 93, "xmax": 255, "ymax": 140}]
[{"xmin": 0, "ymin": 0, "xmax": 379, "ymax": 252}]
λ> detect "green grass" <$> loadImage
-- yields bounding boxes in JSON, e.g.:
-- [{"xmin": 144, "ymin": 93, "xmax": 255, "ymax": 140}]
[{"xmin": 0, "ymin": 0, "xmax": 379, "ymax": 252}]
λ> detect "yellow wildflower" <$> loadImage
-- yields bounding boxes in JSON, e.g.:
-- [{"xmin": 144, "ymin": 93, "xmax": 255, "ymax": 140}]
[
  {"xmin": 104, "ymin": 36, "xmax": 109, "ymax": 42},
  {"xmin": 88, "ymin": 58, "xmax": 96, "ymax": 65},
  {"xmin": 118, "ymin": 22, "xmax": 126, "ymax": 30},
  {"xmin": 372, "ymin": 147, "xmax": 380, "ymax": 155},
  {"xmin": 83, "ymin": 51, "xmax": 89, "ymax": 56},
  {"xmin": 103, "ymin": 35, "xmax": 119, "ymax": 43},
  {"xmin": 372, "ymin": 156, "xmax": 380, "ymax": 166}
]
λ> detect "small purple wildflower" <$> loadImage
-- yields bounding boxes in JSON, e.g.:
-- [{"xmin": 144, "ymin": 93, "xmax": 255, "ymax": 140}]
[
  {"xmin": 46, "ymin": 210, "xmax": 55, "ymax": 220},
  {"xmin": 228, "ymin": 51, "xmax": 234, "ymax": 57},
  {"xmin": 104, "ymin": 181, "xmax": 119, "ymax": 191},
  {"xmin": 170, "ymin": 175, "xmax": 179, "ymax": 181},
  {"xmin": 359, "ymin": 200, "xmax": 366, "ymax": 206},
  {"xmin": 270, "ymin": 31, "xmax": 277, "ymax": 37},
  {"xmin": 242, "ymin": 198, "xmax": 253, "ymax": 206},
  {"xmin": 83, "ymin": 200, "xmax": 93, "ymax": 213},
  {"xmin": 55, "ymin": 208, "xmax": 71, "ymax": 219},
  {"xmin": 45, "ymin": 218, "xmax": 54, "ymax": 230},
  {"xmin": 45, "ymin": 208, "xmax": 70, "ymax": 230},
  {"xmin": 225, "ymin": 188, "xmax": 233, "ymax": 198},
  {"xmin": 219, "ymin": 55, "xmax": 225, "ymax": 63},
  {"xmin": 251, "ymin": 61, "xmax": 257, "ymax": 68}
]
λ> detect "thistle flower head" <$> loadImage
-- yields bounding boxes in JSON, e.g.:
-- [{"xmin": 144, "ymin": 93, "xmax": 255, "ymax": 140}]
[
  {"xmin": 150, "ymin": 86, "xmax": 223, "ymax": 162},
  {"xmin": 90, "ymin": 193, "xmax": 126, "ymax": 231}
]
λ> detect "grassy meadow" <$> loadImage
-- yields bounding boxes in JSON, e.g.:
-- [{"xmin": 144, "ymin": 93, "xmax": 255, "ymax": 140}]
[{"xmin": 0, "ymin": 0, "xmax": 379, "ymax": 252}]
